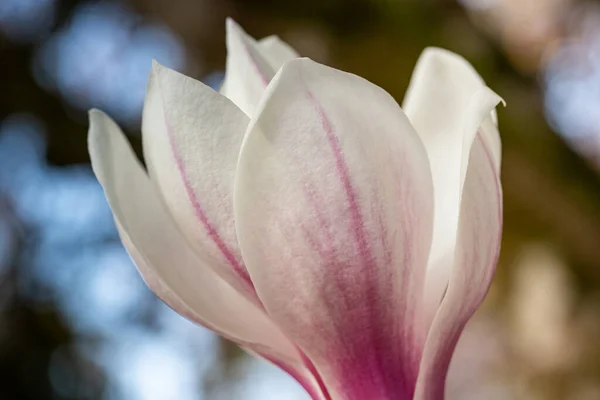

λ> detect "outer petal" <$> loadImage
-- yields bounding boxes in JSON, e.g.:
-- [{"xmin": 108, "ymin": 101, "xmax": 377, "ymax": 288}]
[
  {"xmin": 414, "ymin": 134, "xmax": 502, "ymax": 400},
  {"xmin": 234, "ymin": 58, "xmax": 434, "ymax": 399},
  {"xmin": 88, "ymin": 110, "xmax": 298, "ymax": 362},
  {"xmin": 401, "ymin": 48, "xmax": 503, "ymax": 328},
  {"xmin": 142, "ymin": 61, "xmax": 258, "ymax": 305},
  {"xmin": 219, "ymin": 19, "xmax": 277, "ymax": 117},
  {"xmin": 90, "ymin": 110, "xmax": 328, "ymax": 400}
]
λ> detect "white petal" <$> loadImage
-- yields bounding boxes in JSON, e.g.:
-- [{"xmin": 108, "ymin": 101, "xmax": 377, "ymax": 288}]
[
  {"xmin": 142, "ymin": 62, "xmax": 257, "ymax": 304},
  {"xmin": 234, "ymin": 58, "xmax": 434, "ymax": 399},
  {"xmin": 219, "ymin": 18, "xmax": 276, "ymax": 117},
  {"xmin": 258, "ymin": 35, "xmax": 300, "ymax": 70},
  {"xmin": 88, "ymin": 110, "xmax": 298, "ymax": 364},
  {"xmin": 402, "ymin": 48, "xmax": 503, "ymax": 327},
  {"xmin": 415, "ymin": 133, "xmax": 502, "ymax": 400}
]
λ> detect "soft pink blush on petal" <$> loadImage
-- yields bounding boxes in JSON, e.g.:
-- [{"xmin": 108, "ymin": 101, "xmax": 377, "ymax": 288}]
[
  {"xmin": 235, "ymin": 59, "xmax": 434, "ymax": 400},
  {"xmin": 301, "ymin": 90, "xmax": 423, "ymax": 399},
  {"xmin": 222, "ymin": 25, "xmax": 332, "ymax": 396}
]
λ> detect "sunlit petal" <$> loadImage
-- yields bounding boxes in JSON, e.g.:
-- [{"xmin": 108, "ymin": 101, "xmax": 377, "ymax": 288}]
[
  {"xmin": 402, "ymin": 48, "xmax": 503, "ymax": 328},
  {"xmin": 415, "ymin": 134, "xmax": 502, "ymax": 400}
]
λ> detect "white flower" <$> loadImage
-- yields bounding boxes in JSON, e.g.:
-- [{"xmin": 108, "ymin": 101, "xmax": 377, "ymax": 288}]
[{"xmin": 88, "ymin": 18, "xmax": 503, "ymax": 400}]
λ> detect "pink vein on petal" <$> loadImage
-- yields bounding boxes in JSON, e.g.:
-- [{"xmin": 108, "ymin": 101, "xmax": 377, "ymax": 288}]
[
  {"xmin": 155, "ymin": 79, "xmax": 254, "ymax": 292},
  {"xmin": 166, "ymin": 136, "xmax": 252, "ymax": 289},
  {"xmin": 305, "ymin": 91, "xmax": 374, "ymax": 269},
  {"xmin": 304, "ymin": 88, "xmax": 415, "ymax": 397},
  {"xmin": 300, "ymin": 352, "xmax": 333, "ymax": 400}
]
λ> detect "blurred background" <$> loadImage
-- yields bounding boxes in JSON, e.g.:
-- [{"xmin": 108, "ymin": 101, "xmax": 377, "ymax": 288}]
[{"xmin": 1, "ymin": 0, "xmax": 600, "ymax": 399}]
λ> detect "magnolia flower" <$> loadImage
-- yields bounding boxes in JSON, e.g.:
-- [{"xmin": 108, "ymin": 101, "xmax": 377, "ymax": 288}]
[{"xmin": 88, "ymin": 19, "xmax": 503, "ymax": 400}]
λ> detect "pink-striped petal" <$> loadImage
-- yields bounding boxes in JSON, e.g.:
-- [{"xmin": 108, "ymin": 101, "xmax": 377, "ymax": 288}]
[
  {"xmin": 414, "ymin": 133, "xmax": 502, "ymax": 400},
  {"xmin": 234, "ymin": 58, "xmax": 434, "ymax": 400},
  {"xmin": 88, "ymin": 110, "xmax": 300, "ymax": 365},
  {"xmin": 402, "ymin": 48, "xmax": 503, "ymax": 330},
  {"xmin": 90, "ymin": 110, "xmax": 328, "ymax": 399},
  {"xmin": 142, "ymin": 61, "xmax": 258, "ymax": 305}
]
